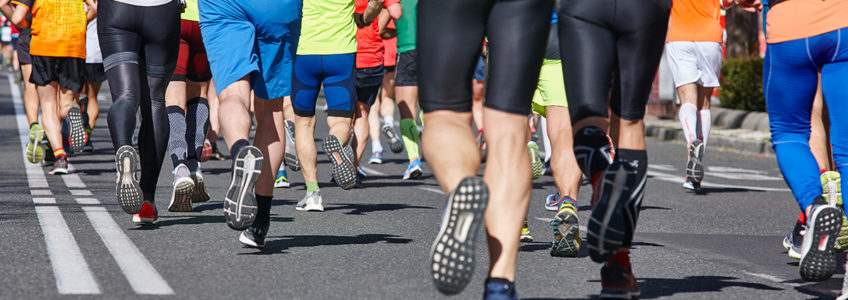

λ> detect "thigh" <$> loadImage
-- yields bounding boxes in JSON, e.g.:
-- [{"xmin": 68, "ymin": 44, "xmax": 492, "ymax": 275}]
[
  {"xmin": 97, "ymin": 0, "xmax": 141, "ymax": 62},
  {"xmin": 821, "ymin": 46, "xmax": 848, "ymax": 164},
  {"xmin": 185, "ymin": 21, "xmax": 212, "ymax": 83},
  {"xmin": 199, "ymin": 0, "xmax": 259, "ymax": 96},
  {"xmin": 696, "ymin": 42, "xmax": 723, "ymax": 87},
  {"xmin": 665, "ymin": 42, "xmax": 699, "ymax": 87},
  {"xmin": 140, "ymin": 2, "xmax": 181, "ymax": 77},
  {"xmin": 244, "ymin": 0, "xmax": 301, "ymax": 100},
  {"xmin": 29, "ymin": 56, "xmax": 58, "ymax": 86},
  {"xmin": 323, "ymin": 54, "xmax": 356, "ymax": 118},
  {"xmin": 292, "ymin": 54, "xmax": 322, "ymax": 116},
  {"xmin": 418, "ymin": 0, "xmax": 492, "ymax": 113},
  {"xmin": 172, "ymin": 37, "xmax": 190, "ymax": 81},
  {"xmin": 765, "ymin": 41, "xmax": 819, "ymax": 143}
]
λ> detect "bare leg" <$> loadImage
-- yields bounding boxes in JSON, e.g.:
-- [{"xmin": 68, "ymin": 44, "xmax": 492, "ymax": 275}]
[
  {"xmin": 21, "ymin": 64, "xmax": 39, "ymax": 126},
  {"xmin": 810, "ymin": 77, "xmax": 833, "ymax": 171},
  {"xmin": 217, "ymin": 77, "xmax": 252, "ymax": 150},
  {"xmin": 546, "ymin": 106, "xmax": 581, "ymax": 198},
  {"xmin": 253, "ymin": 96, "xmax": 285, "ymax": 196},
  {"xmin": 421, "ymin": 111, "xmax": 480, "ymax": 194},
  {"xmin": 85, "ymin": 81, "xmax": 102, "ymax": 129},
  {"xmin": 294, "ymin": 114, "xmax": 318, "ymax": 183},
  {"xmin": 368, "ymin": 96, "xmax": 382, "ymax": 151},
  {"xmin": 380, "ymin": 70, "xmax": 396, "ymax": 120},
  {"xmin": 352, "ymin": 101, "xmax": 370, "ymax": 167},
  {"xmin": 472, "ymin": 79, "xmax": 485, "ymax": 130},
  {"xmin": 37, "ymin": 83, "xmax": 63, "ymax": 151},
  {"xmin": 207, "ymin": 78, "xmax": 221, "ymax": 144}
]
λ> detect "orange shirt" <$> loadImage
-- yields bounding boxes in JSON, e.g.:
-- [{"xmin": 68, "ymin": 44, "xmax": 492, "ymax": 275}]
[
  {"xmin": 12, "ymin": 0, "xmax": 86, "ymax": 59},
  {"xmin": 667, "ymin": 0, "xmax": 723, "ymax": 43},
  {"xmin": 766, "ymin": 0, "xmax": 848, "ymax": 44}
]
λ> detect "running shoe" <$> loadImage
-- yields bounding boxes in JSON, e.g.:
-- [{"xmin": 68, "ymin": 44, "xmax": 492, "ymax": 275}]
[
  {"xmin": 115, "ymin": 145, "xmax": 143, "ymax": 214},
  {"xmin": 66, "ymin": 106, "xmax": 87, "ymax": 153},
  {"xmin": 430, "ymin": 177, "xmax": 488, "ymax": 295},
  {"xmin": 799, "ymin": 197, "xmax": 843, "ymax": 281},
  {"xmin": 682, "ymin": 177, "xmax": 695, "ymax": 191},
  {"xmin": 239, "ymin": 224, "xmax": 268, "ymax": 249},
  {"xmin": 544, "ymin": 192, "xmax": 562, "ymax": 211},
  {"xmin": 369, "ymin": 150, "xmax": 383, "ymax": 164},
  {"xmin": 26, "ymin": 123, "xmax": 45, "ymax": 164},
  {"xmin": 358, "ymin": 166, "xmax": 367, "ymax": 178},
  {"xmin": 783, "ymin": 220, "xmax": 805, "ymax": 260},
  {"xmin": 191, "ymin": 170, "xmax": 210, "ymax": 203},
  {"xmin": 685, "ymin": 139, "xmax": 705, "ymax": 186},
  {"xmin": 275, "ymin": 168, "xmax": 290, "ymax": 188},
  {"xmin": 520, "ymin": 220, "xmax": 534, "ymax": 243},
  {"xmin": 477, "ymin": 130, "xmax": 487, "ymax": 162},
  {"xmin": 483, "ymin": 278, "xmax": 518, "ymax": 300},
  {"xmin": 529, "ymin": 141, "xmax": 544, "ymax": 180},
  {"xmin": 600, "ymin": 254, "xmax": 640, "ymax": 299},
  {"xmin": 382, "ymin": 124, "xmax": 404, "ymax": 153},
  {"xmin": 323, "ymin": 136, "xmax": 356, "ymax": 190},
  {"xmin": 48, "ymin": 156, "xmax": 69, "ymax": 175},
  {"xmin": 296, "ymin": 190, "xmax": 324, "ymax": 212},
  {"xmin": 210, "ymin": 142, "xmax": 225, "ymax": 160},
  {"xmin": 224, "ymin": 146, "xmax": 263, "ymax": 230},
  {"xmin": 822, "ymin": 171, "xmax": 848, "ymax": 252},
  {"xmin": 551, "ymin": 196, "xmax": 581, "ymax": 257},
  {"xmin": 587, "ymin": 160, "xmax": 640, "ymax": 263},
  {"xmin": 82, "ymin": 135, "xmax": 94, "ymax": 153},
  {"xmin": 200, "ymin": 139, "xmax": 213, "ymax": 162},
  {"xmin": 168, "ymin": 164, "xmax": 195, "ymax": 212},
  {"xmin": 284, "ymin": 120, "xmax": 300, "ymax": 171},
  {"xmin": 132, "ymin": 201, "xmax": 159, "ymax": 225},
  {"xmin": 403, "ymin": 158, "xmax": 423, "ymax": 180},
  {"xmin": 543, "ymin": 160, "xmax": 552, "ymax": 176}
]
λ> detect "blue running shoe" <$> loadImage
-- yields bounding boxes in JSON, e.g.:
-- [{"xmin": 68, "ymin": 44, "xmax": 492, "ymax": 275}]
[
  {"xmin": 358, "ymin": 166, "xmax": 367, "ymax": 177},
  {"xmin": 275, "ymin": 168, "xmax": 290, "ymax": 188},
  {"xmin": 403, "ymin": 158, "xmax": 423, "ymax": 180},
  {"xmin": 545, "ymin": 192, "xmax": 562, "ymax": 211},
  {"xmin": 369, "ymin": 151, "xmax": 383, "ymax": 164},
  {"xmin": 483, "ymin": 278, "xmax": 517, "ymax": 300}
]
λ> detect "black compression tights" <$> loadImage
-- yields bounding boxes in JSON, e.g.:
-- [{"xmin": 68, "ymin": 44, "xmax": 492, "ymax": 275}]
[{"xmin": 106, "ymin": 63, "xmax": 170, "ymax": 199}]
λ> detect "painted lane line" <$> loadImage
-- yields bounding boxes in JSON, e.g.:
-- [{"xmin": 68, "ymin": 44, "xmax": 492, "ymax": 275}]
[
  {"xmin": 359, "ymin": 166, "xmax": 386, "ymax": 176},
  {"xmin": 34, "ymin": 206, "xmax": 102, "ymax": 294},
  {"xmin": 82, "ymin": 206, "xmax": 175, "ymax": 295},
  {"xmin": 31, "ymin": 190, "xmax": 53, "ymax": 196},
  {"xmin": 60, "ymin": 172, "xmax": 86, "ymax": 189},
  {"xmin": 11, "ymin": 73, "xmax": 101, "ymax": 295},
  {"xmin": 742, "ymin": 271, "xmax": 801, "ymax": 287},
  {"xmin": 75, "ymin": 198, "xmax": 101, "ymax": 205},
  {"xmin": 71, "ymin": 190, "xmax": 93, "ymax": 196},
  {"xmin": 418, "ymin": 186, "xmax": 444, "ymax": 195},
  {"xmin": 647, "ymin": 170, "xmax": 790, "ymax": 192}
]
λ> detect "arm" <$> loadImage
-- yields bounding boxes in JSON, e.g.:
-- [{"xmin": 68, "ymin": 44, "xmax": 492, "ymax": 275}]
[
  {"xmin": 377, "ymin": 10, "xmax": 396, "ymax": 39},
  {"xmin": 386, "ymin": 2, "xmax": 401, "ymax": 20},
  {"xmin": 0, "ymin": 1, "xmax": 29, "ymax": 29},
  {"xmin": 85, "ymin": 0, "xmax": 97, "ymax": 23},
  {"xmin": 354, "ymin": 0, "xmax": 385, "ymax": 28}
]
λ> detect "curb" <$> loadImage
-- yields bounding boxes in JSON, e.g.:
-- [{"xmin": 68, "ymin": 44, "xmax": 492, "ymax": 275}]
[{"xmin": 645, "ymin": 124, "xmax": 774, "ymax": 156}]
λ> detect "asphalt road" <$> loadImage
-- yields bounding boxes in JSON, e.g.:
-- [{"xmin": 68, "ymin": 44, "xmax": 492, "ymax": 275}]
[{"xmin": 0, "ymin": 70, "xmax": 842, "ymax": 299}]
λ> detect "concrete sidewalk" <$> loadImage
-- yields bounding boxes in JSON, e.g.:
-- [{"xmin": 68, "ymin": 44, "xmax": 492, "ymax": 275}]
[{"xmin": 645, "ymin": 107, "xmax": 773, "ymax": 156}]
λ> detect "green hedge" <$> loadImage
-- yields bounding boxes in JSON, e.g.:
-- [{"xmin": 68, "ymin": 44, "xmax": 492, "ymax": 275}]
[{"xmin": 720, "ymin": 56, "xmax": 765, "ymax": 112}]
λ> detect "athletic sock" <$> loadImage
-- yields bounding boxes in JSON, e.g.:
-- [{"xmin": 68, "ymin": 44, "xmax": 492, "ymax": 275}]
[
  {"xmin": 166, "ymin": 105, "xmax": 188, "ymax": 167},
  {"xmin": 540, "ymin": 116, "xmax": 552, "ymax": 163},
  {"xmin": 371, "ymin": 140, "xmax": 383, "ymax": 153},
  {"xmin": 230, "ymin": 139, "xmax": 250, "ymax": 163},
  {"xmin": 678, "ymin": 103, "xmax": 698, "ymax": 145},
  {"xmin": 255, "ymin": 194, "xmax": 272, "ymax": 228},
  {"xmin": 699, "ymin": 109, "xmax": 711, "ymax": 147},
  {"xmin": 30, "ymin": 122, "xmax": 39, "ymax": 129},
  {"xmin": 383, "ymin": 116, "xmax": 394, "ymax": 128},
  {"xmin": 186, "ymin": 97, "xmax": 210, "ymax": 173},
  {"xmin": 399, "ymin": 118, "xmax": 420, "ymax": 161},
  {"xmin": 53, "ymin": 148, "xmax": 66, "ymax": 160},
  {"xmin": 617, "ymin": 149, "xmax": 648, "ymax": 248},
  {"xmin": 573, "ymin": 126, "xmax": 613, "ymax": 185},
  {"xmin": 306, "ymin": 181, "xmax": 319, "ymax": 194}
]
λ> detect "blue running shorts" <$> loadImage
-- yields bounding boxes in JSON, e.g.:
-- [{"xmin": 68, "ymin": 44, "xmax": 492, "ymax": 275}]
[{"xmin": 292, "ymin": 53, "xmax": 356, "ymax": 118}]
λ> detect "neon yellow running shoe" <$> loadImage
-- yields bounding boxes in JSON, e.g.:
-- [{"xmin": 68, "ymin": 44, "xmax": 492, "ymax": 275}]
[
  {"xmin": 551, "ymin": 195, "xmax": 581, "ymax": 257},
  {"xmin": 822, "ymin": 171, "xmax": 848, "ymax": 252},
  {"xmin": 26, "ymin": 123, "xmax": 45, "ymax": 164},
  {"xmin": 521, "ymin": 219, "xmax": 534, "ymax": 242},
  {"xmin": 528, "ymin": 141, "xmax": 544, "ymax": 180}
]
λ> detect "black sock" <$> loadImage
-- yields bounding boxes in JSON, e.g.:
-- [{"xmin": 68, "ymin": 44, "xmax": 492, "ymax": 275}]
[
  {"xmin": 255, "ymin": 194, "xmax": 272, "ymax": 228},
  {"xmin": 616, "ymin": 149, "xmax": 648, "ymax": 248},
  {"xmin": 573, "ymin": 126, "xmax": 613, "ymax": 184},
  {"xmin": 230, "ymin": 139, "xmax": 250, "ymax": 164}
]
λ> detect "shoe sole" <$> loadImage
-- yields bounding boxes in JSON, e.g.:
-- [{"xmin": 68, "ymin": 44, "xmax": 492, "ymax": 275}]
[
  {"xmin": 369, "ymin": 158, "xmax": 382, "ymax": 164},
  {"xmin": 404, "ymin": 167, "xmax": 423, "ymax": 180},
  {"xmin": 430, "ymin": 177, "xmax": 488, "ymax": 295},
  {"xmin": 132, "ymin": 216, "xmax": 159, "ymax": 224},
  {"xmin": 295, "ymin": 203, "xmax": 324, "ymax": 212},
  {"xmin": 285, "ymin": 122, "xmax": 301, "ymax": 171},
  {"xmin": 686, "ymin": 140, "xmax": 704, "ymax": 184},
  {"xmin": 530, "ymin": 145, "xmax": 544, "ymax": 180},
  {"xmin": 800, "ymin": 206, "xmax": 842, "ymax": 281},
  {"xmin": 520, "ymin": 234, "xmax": 534, "ymax": 243},
  {"xmin": 587, "ymin": 162, "xmax": 639, "ymax": 263},
  {"xmin": 49, "ymin": 165, "xmax": 69, "ymax": 175},
  {"xmin": 115, "ymin": 146, "xmax": 143, "ymax": 214},
  {"xmin": 551, "ymin": 210, "xmax": 581, "ymax": 257},
  {"xmin": 274, "ymin": 180, "xmax": 291, "ymax": 188},
  {"xmin": 168, "ymin": 177, "xmax": 195, "ymax": 212},
  {"xmin": 67, "ymin": 107, "xmax": 87, "ymax": 154},
  {"xmin": 192, "ymin": 175, "xmax": 211, "ymax": 203},
  {"xmin": 323, "ymin": 136, "xmax": 356, "ymax": 190},
  {"xmin": 27, "ymin": 126, "xmax": 45, "ymax": 164},
  {"xmin": 382, "ymin": 126, "xmax": 404, "ymax": 154},
  {"xmin": 599, "ymin": 289, "xmax": 640, "ymax": 299},
  {"xmin": 239, "ymin": 231, "xmax": 265, "ymax": 249},
  {"xmin": 224, "ymin": 146, "xmax": 262, "ymax": 230}
]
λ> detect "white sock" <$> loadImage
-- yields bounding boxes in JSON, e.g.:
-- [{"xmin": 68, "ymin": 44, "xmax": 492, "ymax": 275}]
[
  {"xmin": 371, "ymin": 140, "xmax": 383, "ymax": 153},
  {"xmin": 678, "ymin": 103, "xmax": 698, "ymax": 145},
  {"xmin": 541, "ymin": 116, "xmax": 552, "ymax": 163},
  {"xmin": 383, "ymin": 116, "xmax": 394, "ymax": 128},
  {"xmin": 699, "ymin": 109, "xmax": 711, "ymax": 148}
]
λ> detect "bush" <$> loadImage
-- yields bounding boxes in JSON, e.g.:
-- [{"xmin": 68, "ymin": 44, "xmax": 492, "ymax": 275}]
[{"xmin": 720, "ymin": 56, "xmax": 765, "ymax": 112}]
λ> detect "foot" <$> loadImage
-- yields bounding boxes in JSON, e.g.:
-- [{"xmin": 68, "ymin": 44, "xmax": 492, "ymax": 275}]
[
  {"xmin": 544, "ymin": 192, "xmax": 563, "ymax": 211},
  {"xmin": 783, "ymin": 220, "xmax": 804, "ymax": 260},
  {"xmin": 382, "ymin": 124, "xmax": 404, "ymax": 154},
  {"xmin": 323, "ymin": 136, "xmax": 356, "ymax": 190},
  {"xmin": 224, "ymin": 146, "xmax": 263, "ymax": 230},
  {"xmin": 587, "ymin": 160, "xmax": 640, "ymax": 263},
  {"xmin": 66, "ymin": 106, "xmax": 87, "ymax": 153},
  {"xmin": 200, "ymin": 139, "xmax": 213, "ymax": 162},
  {"xmin": 48, "ymin": 156, "xmax": 69, "ymax": 175},
  {"xmin": 483, "ymin": 278, "xmax": 518, "ymax": 300},
  {"xmin": 26, "ymin": 123, "xmax": 45, "ymax": 164},
  {"xmin": 168, "ymin": 164, "xmax": 195, "ymax": 212},
  {"xmin": 115, "ymin": 146, "xmax": 143, "ymax": 214},
  {"xmin": 132, "ymin": 201, "xmax": 159, "ymax": 225},
  {"xmin": 551, "ymin": 196, "xmax": 581, "ymax": 257},
  {"xmin": 683, "ymin": 177, "xmax": 703, "ymax": 194},
  {"xmin": 369, "ymin": 150, "xmax": 383, "ymax": 164},
  {"xmin": 296, "ymin": 191, "xmax": 324, "ymax": 212},
  {"xmin": 82, "ymin": 138, "xmax": 94, "ymax": 153},
  {"xmin": 274, "ymin": 168, "xmax": 290, "ymax": 188},
  {"xmin": 520, "ymin": 220, "xmax": 534, "ymax": 243},
  {"xmin": 430, "ymin": 177, "xmax": 488, "ymax": 295},
  {"xmin": 403, "ymin": 159, "xmax": 423, "ymax": 180},
  {"xmin": 239, "ymin": 224, "xmax": 268, "ymax": 249},
  {"xmin": 799, "ymin": 198, "xmax": 843, "ymax": 281},
  {"xmin": 528, "ymin": 141, "xmax": 544, "ymax": 180},
  {"xmin": 284, "ymin": 120, "xmax": 300, "ymax": 171},
  {"xmin": 685, "ymin": 139, "xmax": 705, "ymax": 185},
  {"xmin": 191, "ymin": 169, "xmax": 210, "ymax": 203},
  {"xmin": 600, "ymin": 255, "xmax": 640, "ymax": 299},
  {"xmin": 821, "ymin": 171, "xmax": 848, "ymax": 252}
]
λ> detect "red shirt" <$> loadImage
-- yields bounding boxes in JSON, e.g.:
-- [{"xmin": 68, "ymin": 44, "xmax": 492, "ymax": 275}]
[{"xmin": 355, "ymin": 0, "xmax": 399, "ymax": 68}]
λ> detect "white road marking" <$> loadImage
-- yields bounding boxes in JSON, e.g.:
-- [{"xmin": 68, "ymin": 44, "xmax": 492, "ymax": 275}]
[
  {"xmin": 648, "ymin": 164, "xmax": 677, "ymax": 171},
  {"xmin": 743, "ymin": 271, "xmax": 801, "ymax": 287},
  {"xmin": 83, "ymin": 207, "xmax": 174, "ymax": 295},
  {"xmin": 647, "ymin": 170, "xmax": 790, "ymax": 192},
  {"xmin": 359, "ymin": 166, "xmax": 386, "ymax": 176},
  {"xmin": 60, "ymin": 172, "xmax": 86, "ymax": 189},
  {"xmin": 31, "ymin": 190, "xmax": 52, "ymax": 196},
  {"xmin": 71, "ymin": 190, "xmax": 93, "ymax": 196},
  {"xmin": 75, "ymin": 198, "xmax": 101, "ymax": 205},
  {"xmin": 11, "ymin": 73, "xmax": 101, "ymax": 295},
  {"xmin": 419, "ymin": 186, "xmax": 444, "ymax": 195}
]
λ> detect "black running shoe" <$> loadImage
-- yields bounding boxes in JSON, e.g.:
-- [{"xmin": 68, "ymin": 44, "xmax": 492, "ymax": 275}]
[
  {"xmin": 239, "ymin": 224, "xmax": 268, "ymax": 249},
  {"xmin": 430, "ymin": 177, "xmax": 488, "ymax": 295},
  {"xmin": 587, "ymin": 160, "xmax": 641, "ymax": 263},
  {"xmin": 67, "ymin": 106, "xmax": 87, "ymax": 153},
  {"xmin": 382, "ymin": 124, "xmax": 404, "ymax": 154},
  {"xmin": 115, "ymin": 145, "xmax": 143, "ymax": 214},
  {"xmin": 323, "ymin": 136, "xmax": 356, "ymax": 190},
  {"xmin": 800, "ymin": 197, "xmax": 843, "ymax": 281},
  {"xmin": 224, "ymin": 146, "xmax": 262, "ymax": 230}
]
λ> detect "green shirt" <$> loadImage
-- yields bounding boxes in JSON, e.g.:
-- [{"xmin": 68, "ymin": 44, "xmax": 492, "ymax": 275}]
[
  {"xmin": 395, "ymin": 0, "xmax": 416, "ymax": 53},
  {"xmin": 297, "ymin": 0, "xmax": 357, "ymax": 55},
  {"xmin": 181, "ymin": 0, "xmax": 199, "ymax": 22}
]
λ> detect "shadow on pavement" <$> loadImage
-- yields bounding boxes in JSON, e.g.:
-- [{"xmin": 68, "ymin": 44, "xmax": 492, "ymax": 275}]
[
  {"xmin": 323, "ymin": 202, "xmax": 434, "ymax": 215},
  {"xmin": 138, "ymin": 215, "xmax": 293, "ymax": 228},
  {"xmin": 245, "ymin": 234, "xmax": 413, "ymax": 254}
]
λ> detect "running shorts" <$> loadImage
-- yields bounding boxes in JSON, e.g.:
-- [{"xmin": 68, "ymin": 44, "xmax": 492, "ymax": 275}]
[
  {"xmin": 665, "ymin": 41, "xmax": 722, "ymax": 88},
  {"xmin": 30, "ymin": 56, "xmax": 85, "ymax": 92},
  {"xmin": 418, "ymin": 0, "xmax": 551, "ymax": 115},
  {"xmin": 356, "ymin": 65, "xmax": 384, "ymax": 106},
  {"xmin": 395, "ymin": 49, "xmax": 417, "ymax": 87},
  {"xmin": 82, "ymin": 63, "xmax": 107, "ymax": 83},
  {"xmin": 173, "ymin": 19, "xmax": 212, "ymax": 82},
  {"xmin": 292, "ymin": 53, "xmax": 356, "ymax": 118},
  {"xmin": 531, "ymin": 59, "xmax": 567, "ymax": 116},
  {"xmin": 199, "ymin": 0, "xmax": 300, "ymax": 100},
  {"xmin": 16, "ymin": 30, "xmax": 31, "ymax": 65}
]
